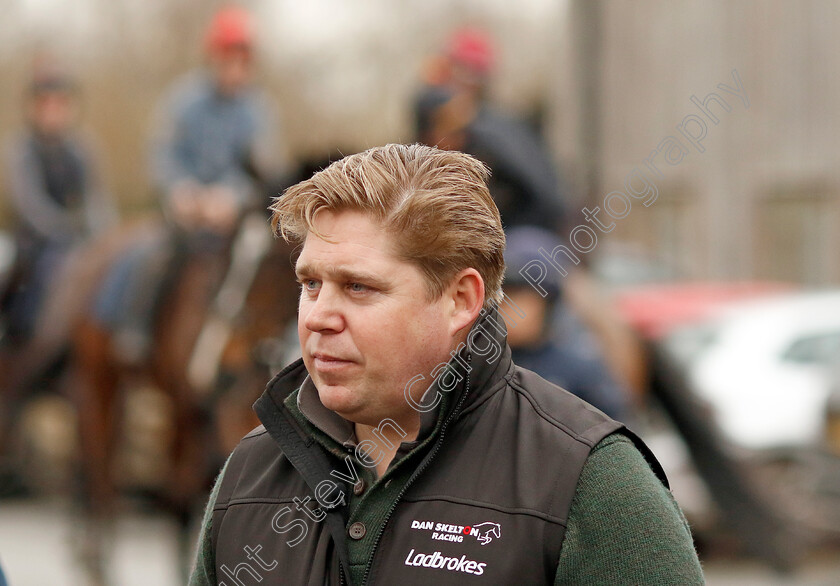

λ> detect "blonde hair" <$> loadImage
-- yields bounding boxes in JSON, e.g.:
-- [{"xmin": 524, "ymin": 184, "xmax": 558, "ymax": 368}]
[{"xmin": 270, "ymin": 143, "xmax": 505, "ymax": 306}]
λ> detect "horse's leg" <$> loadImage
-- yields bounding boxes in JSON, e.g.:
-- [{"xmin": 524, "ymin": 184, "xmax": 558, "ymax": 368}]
[
  {"xmin": 158, "ymin": 376, "xmax": 209, "ymax": 580},
  {"xmin": 75, "ymin": 320, "xmax": 121, "ymax": 508},
  {"xmin": 73, "ymin": 319, "xmax": 122, "ymax": 584},
  {"xmin": 0, "ymin": 349, "xmax": 23, "ymax": 458},
  {"xmin": 0, "ymin": 349, "xmax": 29, "ymax": 495},
  {"xmin": 0, "ymin": 338, "xmax": 67, "ymax": 495}
]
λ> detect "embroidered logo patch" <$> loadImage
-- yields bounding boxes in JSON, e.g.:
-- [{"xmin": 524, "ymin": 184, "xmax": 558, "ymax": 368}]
[
  {"xmin": 410, "ymin": 519, "xmax": 501, "ymax": 545},
  {"xmin": 404, "ymin": 549, "xmax": 487, "ymax": 575}
]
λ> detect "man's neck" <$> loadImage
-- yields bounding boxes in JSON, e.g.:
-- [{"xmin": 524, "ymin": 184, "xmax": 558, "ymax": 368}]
[{"xmin": 354, "ymin": 415, "xmax": 420, "ymax": 478}]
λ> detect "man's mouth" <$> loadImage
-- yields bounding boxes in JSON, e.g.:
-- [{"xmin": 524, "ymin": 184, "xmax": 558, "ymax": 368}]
[{"xmin": 311, "ymin": 353, "xmax": 355, "ymax": 371}]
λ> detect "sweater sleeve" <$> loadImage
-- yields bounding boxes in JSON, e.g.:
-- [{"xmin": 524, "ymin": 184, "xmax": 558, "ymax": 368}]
[
  {"xmin": 188, "ymin": 457, "xmax": 230, "ymax": 586},
  {"xmin": 554, "ymin": 433, "xmax": 704, "ymax": 585},
  {"xmin": 4, "ymin": 135, "xmax": 77, "ymax": 242}
]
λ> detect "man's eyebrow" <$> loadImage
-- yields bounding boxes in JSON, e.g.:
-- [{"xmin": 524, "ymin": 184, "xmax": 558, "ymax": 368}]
[{"xmin": 295, "ymin": 263, "xmax": 392, "ymax": 289}]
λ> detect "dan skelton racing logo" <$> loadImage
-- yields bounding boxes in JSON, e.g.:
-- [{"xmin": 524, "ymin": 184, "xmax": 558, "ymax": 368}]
[{"xmin": 410, "ymin": 519, "xmax": 501, "ymax": 546}]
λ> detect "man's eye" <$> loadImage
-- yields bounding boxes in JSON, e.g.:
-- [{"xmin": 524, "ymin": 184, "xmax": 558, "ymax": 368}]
[
  {"xmin": 348, "ymin": 283, "xmax": 368, "ymax": 293},
  {"xmin": 302, "ymin": 279, "xmax": 320, "ymax": 291}
]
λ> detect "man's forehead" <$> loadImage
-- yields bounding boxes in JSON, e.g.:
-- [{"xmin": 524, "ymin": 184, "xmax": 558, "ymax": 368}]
[
  {"xmin": 295, "ymin": 219, "xmax": 401, "ymax": 277},
  {"xmin": 297, "ymin": 211, "xmax": 396, "ymax": 257}
]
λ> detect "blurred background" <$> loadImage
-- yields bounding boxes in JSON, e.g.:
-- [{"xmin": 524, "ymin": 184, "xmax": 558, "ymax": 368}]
[{"xmin": 1, "ymin": 0, "xmax": 840, "ymax": 584}]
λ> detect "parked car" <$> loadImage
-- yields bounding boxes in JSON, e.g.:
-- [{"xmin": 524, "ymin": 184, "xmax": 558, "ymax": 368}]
[
  {"xmin": 674, "ymin": 290, "xmax": 840, "ymax": 450},
  {"xmin": 615, "ymin": 283, "xmax": 840, "ymax": 552}
]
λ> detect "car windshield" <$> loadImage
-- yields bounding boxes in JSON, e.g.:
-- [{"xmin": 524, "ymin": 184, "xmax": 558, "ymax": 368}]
[
  {"xmin": 781, "ymin": 331, "xmax": 840, "ymax": 365},
  {"xmin": 664, "ymin": 322, "xmax": 719, "ymax": 366}
]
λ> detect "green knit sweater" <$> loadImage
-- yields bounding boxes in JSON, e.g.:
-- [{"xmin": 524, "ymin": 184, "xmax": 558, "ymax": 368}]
[{"xmin": 188, "ymin": 431, "xmax": 703, "ymax": 585}]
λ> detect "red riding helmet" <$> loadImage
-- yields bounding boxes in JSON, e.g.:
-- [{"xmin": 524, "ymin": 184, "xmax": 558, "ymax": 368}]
[
  {"xmin": 447, "ymin": 27, "xmax": 495, "ymax": 76},
  {"xmin": 205, "ymin": 6, "xmax": 254, "ymax": 55}
]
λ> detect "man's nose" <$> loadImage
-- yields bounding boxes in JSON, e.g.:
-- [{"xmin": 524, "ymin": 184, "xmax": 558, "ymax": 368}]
[{"xmin": 302, "ymin": 286, "xmax": 344, "ymax": 333}]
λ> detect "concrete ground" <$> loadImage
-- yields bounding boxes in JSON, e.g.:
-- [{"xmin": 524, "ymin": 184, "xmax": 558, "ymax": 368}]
[{"xmin": 0, "ymin": 499, "xmax": 187, "ymax": 586}]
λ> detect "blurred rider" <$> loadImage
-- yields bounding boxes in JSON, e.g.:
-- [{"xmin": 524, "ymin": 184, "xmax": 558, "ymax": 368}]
[
  {"xmin": 98, "ymin": 5, "xmax": 284, "ymax": 362},
  {"xmin": 151, "ymin": 4, "xmax": 283, "ymax": 234},
  {"xmin": 1, "ymin": 66, "xmax": 114, "ymax": 343},
  {"xmin": 503, "ymin": 226, "xmax": 631, "ymax": 421},
  {"xmin": 415, "ymin": 28, "xmax": 568, "ymax": 232}
]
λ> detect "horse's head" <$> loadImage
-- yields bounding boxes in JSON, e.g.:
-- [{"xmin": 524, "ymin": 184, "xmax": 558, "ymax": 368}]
[{"xmin": 187, "ymin": 213, "xmax": 299, "ymax": 396}]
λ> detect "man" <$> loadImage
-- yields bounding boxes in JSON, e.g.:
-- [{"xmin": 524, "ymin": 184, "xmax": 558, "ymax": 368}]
[
  {"xmin": 189, "ymin": 144, "xmax": 703, "ymax": 585},
  {"xmin": 100, "ymin": 5, "xmax": 285, "ymax": 361},
  {"xmin": 504, "ymin": 226, "xmax": 630, "ymax": 422},
  {"xmin": 2, "ymin": 66, "xmax": 114, "ymax": 342},
  {"xmin": 151, "ymin": 4, "xmax": 283, "ymax": 229},
  {"xmin": 415, "ymin": 28, "xmax": 569, "ymax": 232}
]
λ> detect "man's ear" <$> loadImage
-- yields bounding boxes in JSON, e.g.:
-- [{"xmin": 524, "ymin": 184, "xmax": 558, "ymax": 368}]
[{"xmin": 447, "ymin": 268, "xmax": 485, "ymax": 337}]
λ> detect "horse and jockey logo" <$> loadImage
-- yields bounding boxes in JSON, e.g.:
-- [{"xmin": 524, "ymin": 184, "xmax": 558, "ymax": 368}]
[
  {"xmin": 410, "ymin": 519, "xmax": 502, "ymax": 545},
  {"xmin": 470, "ymin": 522, "xmax": 502, "ymax": 546}
]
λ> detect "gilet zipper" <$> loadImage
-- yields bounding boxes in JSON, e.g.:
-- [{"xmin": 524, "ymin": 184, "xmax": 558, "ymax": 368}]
[{"xmin": 360, "ymin": 353, "xmax": 473, "ymax": 585}]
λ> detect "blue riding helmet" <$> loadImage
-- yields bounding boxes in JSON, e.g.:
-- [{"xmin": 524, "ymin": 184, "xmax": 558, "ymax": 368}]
[{"xmin": 503, "ymin": 225, "xmax": 564, "ymax": 303}]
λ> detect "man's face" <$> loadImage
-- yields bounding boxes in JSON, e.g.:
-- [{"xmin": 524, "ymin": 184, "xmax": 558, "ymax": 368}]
[
  {"xmin": 504, "ymin": 286, "xmax": 548, "ymax": 349},
  {"xmin": 30, "ymin": 91, "xmax": 75, "ymax": 135},
  {"xmin": 211, "ymin": 46, "xmax": 252, "ymax": 95},
  {"xmin": 295, "ymin": 210, "xmax": 457, "ymax": 428}
]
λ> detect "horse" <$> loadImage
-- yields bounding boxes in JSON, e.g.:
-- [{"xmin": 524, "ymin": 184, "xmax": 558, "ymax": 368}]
[
  {"xmin": 0, "ymin": 223, "xmax": 141, "ymax": 495},
  {"xmin": 67, "ymin": 212, "xmax": 299, "ymax": 582}
]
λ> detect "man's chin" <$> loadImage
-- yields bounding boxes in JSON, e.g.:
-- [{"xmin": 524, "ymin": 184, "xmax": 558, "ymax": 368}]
[{"xmin": 316, "ymin": 384, "xmax": 361, "ymax": 418}]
